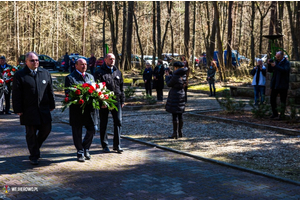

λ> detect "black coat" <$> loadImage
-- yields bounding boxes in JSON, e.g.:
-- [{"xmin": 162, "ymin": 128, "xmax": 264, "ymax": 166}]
[
  {"xmin": 65, "ymin": 71, "xmax": 96, "ymax": 126},
  {"xmin": 153, "ymin": 65, "xmax": 165, "ymax": 90},
  {"xmin": 207, "ymin": 67, "xmax": 216, "ymax": 84},
  {"xmin": 143, "ymin": 68, "xmax": 153, "ymax": 82},
  {"xmin": 165, "ymin": 68, "xmax": 187, "ymax": 114},
  {"xmin": 268, "ymin": 58, "xmax": 290, "ymax": 90},
  {"xmin": 94, "ymin": 64, "xmax": 125, "ymax": 104},
  {"xmin": 12, "ymin": 66, "xmax": 55, "ymax": 125}
]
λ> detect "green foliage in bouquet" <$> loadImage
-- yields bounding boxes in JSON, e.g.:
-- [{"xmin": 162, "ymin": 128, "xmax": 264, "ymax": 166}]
[{"xmin": 62, "ymin": 82, "xmax": 118, "ymax": 113}]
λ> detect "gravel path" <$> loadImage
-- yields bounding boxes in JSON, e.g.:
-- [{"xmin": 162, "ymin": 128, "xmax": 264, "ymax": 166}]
[{"xmin": 53, "ymin": 88, "xmax": 300, "ymax": 182}]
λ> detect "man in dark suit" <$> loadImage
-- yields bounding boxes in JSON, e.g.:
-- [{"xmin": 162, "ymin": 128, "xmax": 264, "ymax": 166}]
[
  {"xmin": 268, "ymin": 51, "xmax": 290, "ymax": 119},
  {"xmin": 0, "ymin": 56, "xmax": 12, "ymax": 115},
  {"xmin": 94, "ymin": 53, "xmax": 125, "ymax": 153},
  {"xmin": 65, "ymin": 58, "xmax": 96, "ymax": 162},
  {"xmin": 12, "ymin": 52, "xmax": 55, "ymax": 165}
]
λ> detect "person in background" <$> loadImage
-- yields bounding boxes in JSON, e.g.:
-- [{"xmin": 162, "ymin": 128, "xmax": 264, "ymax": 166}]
[
  {"xmin": 12, "ymin": 52, "xmax": 55, "ymax": 165},
  {"xmin": 64, "ymin": 52, "xmax": 70, "ymax": 72},
  {"xmin": 89, "ymin": 53, "xmax": 96, "ymax": 75},
  {"xmin": 165, "ymin": 61, "xmax": 187, "ymax": 139},
  {"xmin": 267, "ymin": 51, "xmax": 290, "ymax": 119},
  {"xmin": 95, "ymin": 57, "xmax": 104, "ymax": 70},
  {"xmin": 153, "ymin": 59, "xmax": 165, "ymax": 101},
  {"xmin": 0, "ymin": 56, "xmax": 12, "ymax": 114},
  {"xmin": 143, "ymin": 62, "xmax": 153, "ymax": 96},
  {"xmin": 207, "ymin": 61, "xmax": 218, "ymax": 97},
  {"xmin": 70, "ymin": 57, "xmax": 76, "ymax": 73},
  {"xmin": 65, "ymin": 58, "xmax": 96, "ymax": 162},
  {"xmin": 251, "ymin": 59, "xmax": 266, "ymax": 105}
]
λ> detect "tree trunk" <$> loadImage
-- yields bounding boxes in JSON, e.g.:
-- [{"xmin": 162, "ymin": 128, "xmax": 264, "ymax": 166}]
[
  {"xmin": 226, "ymin": 1, "xmax": 233, "ymax": 69},
  {"xmin": 237, "ymin": 2, "xmax": 243, "ymax": 54},
  {"xmin": 32, "ymin": 1, "xmax": 36, "ymax": 52},
  {"xmin": 191, "ymin": 1, "xmax": 196, "ymax": 72},
  {"xmin": 152, "ymin": 2, "xmax": 156, "ymax": 68},
  {"xmin": 297, "ymin": 2, "xmax": 300, "ymax": 52},
  {"xmin": 250, "ymin": 1, "xmax": 255, "ymax": 66},
  {"xmin": 268, "ymin": 1, "xmax": 277, "ymax": 57},
  {"xmin": 161, "ymin": 1, "xmax": 172, "ymax": 53},
  {"xmin": 103, "ymin": 2, "xmax": 106, "ymax": 57},
  {"xmin": 120, "ymin": 2, "xmax": 127, "ymax": 71},
  {"xmin": 276, "ymin": 1, "xmax": 284, "ymax": 47},
  {"xmin": 156, "ymin": 2, "xmax": 162, "ymax": 59},
  {"xmin": 82, "ymin": 1, "xmax": 87, "ymax": 56},
  {"xmin": 184, "ymin": 1, "xmax": 190, "ymax": 64},
  {"xmin": 133, "ymin": 11, "xmax": 144, "ymax": 69},
  {"xmin": 286, "ymin": 1, "xmax": 300, "ymax": 60},
  {"xmin": 125, "ymin": 1, "xmax": 134, "ymax": 70},
  {"xmin": 213, "ymin": 1, "xmax": 224, "ymax": 81}
]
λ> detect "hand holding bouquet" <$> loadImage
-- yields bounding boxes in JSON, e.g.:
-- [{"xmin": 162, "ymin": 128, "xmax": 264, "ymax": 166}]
[{"xmin": 62, "ymin": 82, "xmax": 118, "ymax": 113}]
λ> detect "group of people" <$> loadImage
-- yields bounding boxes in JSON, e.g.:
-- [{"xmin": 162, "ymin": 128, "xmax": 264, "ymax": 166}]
[
  {"xmin": 12, "ymin": 52, "xmax": 124, "ymax": 164},
  {"xmin": 6, "ymin": 50, "xmax": 291, "ymax": 165}
]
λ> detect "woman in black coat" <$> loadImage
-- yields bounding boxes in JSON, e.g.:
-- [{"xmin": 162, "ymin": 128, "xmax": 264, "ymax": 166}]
[{"xmin": 165, "ymin": 61, "xmax": 187, "ymax": 139}]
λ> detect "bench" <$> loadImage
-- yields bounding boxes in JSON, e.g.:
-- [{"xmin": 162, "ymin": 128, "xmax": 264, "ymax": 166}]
[{"xmin": 224, "ymin": 85, "xmax": 253, "ymax": 97}]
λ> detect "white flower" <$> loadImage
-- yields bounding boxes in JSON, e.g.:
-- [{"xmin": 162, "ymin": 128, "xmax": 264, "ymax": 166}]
[
  {"xmin": 99, "ymin": 94, "xmax": 104, "ymax": 99},
  {"xmin": 110, "ymin": 91, "xmax": 114, "ymax": 96}
]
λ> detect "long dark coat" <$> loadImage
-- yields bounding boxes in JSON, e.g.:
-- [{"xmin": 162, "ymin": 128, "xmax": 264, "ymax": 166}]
[
  {"xmin": 268, "ymin": 58, "xmax": 290, "ymax": 90},
  {"xmin": 153, "ymin": 65, "xmax": 165, "ymax": 90},
  {"xmin": 207, "ymin": 67, "xmax": 216, "ymax": 84},
  {"xmin": 12, "ymin": 66, "xmax": 55, "ymax": 125},
  {"xmin": 65, "ymin": 71, "xmax": 96, "ymax": 126},
  {"xmin": 165, "ymin": 68, "xmax": 188, "ymax": 114}
]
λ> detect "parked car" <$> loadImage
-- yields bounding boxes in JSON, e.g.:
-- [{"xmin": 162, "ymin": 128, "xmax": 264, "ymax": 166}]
[
  {"xmin": 57, "ymin": 53, "xmax": 89, "ymax": 71},
  {"xmin": 18, "ymin": 54, "xmax": 60, "ymax": 71},
  {"xmin": 143, "ymin": 55, "xmax": 169, "ymax": 68}
]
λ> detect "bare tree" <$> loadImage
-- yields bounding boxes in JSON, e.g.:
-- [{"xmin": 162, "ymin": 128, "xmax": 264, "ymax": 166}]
[
  {"xmin": 226, "ymin": 1, "xmax": 233, "ymax": 69},
  {"xmin": 213, "ymin": 1, "xmax": 225, "ymax": 81},
  {"xmin": 286, "ymin": 1, "xmax": 299, "ymax": 60},
  {"xmin": 184, "ymin": 1, "xmax": 190, "ymax": 63},
  {"xmin": 120, "ymin": 2, "xmax": 127, "ymax": 70},
  {"xmin": 250, "ymin": 1, "xmax": 255, "ymax": 66},
  {"xmin": 152, "ymin": 2, "xmax": 156, "ymax": 67},
  {"xmin": 82, "ymin": 1, "xmax": 87, "ymax": 56},
  {"xmin": 125, "ymin": 1, "xmax": 134, "ymax": 70}
]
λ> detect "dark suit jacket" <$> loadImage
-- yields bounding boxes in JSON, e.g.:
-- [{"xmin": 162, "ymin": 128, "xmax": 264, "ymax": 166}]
[
  {"xmin": 65, "ymin": 71, "xmax": 95, "ymax": 126},
  {"xmin": 12, "ymin": 66, "xmax": 55, "ymax": 125}
]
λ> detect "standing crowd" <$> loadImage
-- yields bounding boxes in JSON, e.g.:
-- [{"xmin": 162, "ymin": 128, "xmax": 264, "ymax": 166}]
[{"xmin": 0, "ymin": 50, "xmax": 290, "ymax": 165}]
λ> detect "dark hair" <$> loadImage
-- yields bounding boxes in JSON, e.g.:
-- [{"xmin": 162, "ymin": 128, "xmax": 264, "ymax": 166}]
[
  {"xmin": 276, "ymin": 51, "xmax": 284, "ymax": 57},
  {"xmin": 173, "ymin": 61, "xmax": 184, "ymax": 67}
]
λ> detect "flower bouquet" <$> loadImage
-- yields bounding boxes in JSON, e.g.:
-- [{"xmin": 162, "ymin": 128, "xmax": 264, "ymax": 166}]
[
  {"xmin": 2, "ymin": 65, "xmax": 21, "ymax": 84},
  {"xmin": 62, "ymin": 82, "xmax": 118, "ymax": 113}
]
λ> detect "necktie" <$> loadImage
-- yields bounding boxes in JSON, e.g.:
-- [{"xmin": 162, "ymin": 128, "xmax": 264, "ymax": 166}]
[
  {"xmin": 32, "ymin": 71, "xmax": 36, "ymax": 76},
  {"xmin": 82, "ymin": 73, "xmax": 85, "ymax": 79}
]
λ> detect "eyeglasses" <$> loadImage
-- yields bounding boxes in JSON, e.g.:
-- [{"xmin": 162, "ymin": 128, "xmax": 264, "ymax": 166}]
[{"xmin": 29, "ymin": 59, "xmax": 39, "ymax": 62}]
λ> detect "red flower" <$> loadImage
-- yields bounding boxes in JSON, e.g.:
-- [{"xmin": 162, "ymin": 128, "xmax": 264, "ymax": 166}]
[
  {"xmin": 104, "ymin": 94, "xmax": 109, "ymax": 99},
  {"xmin": 12, "ymin": 68, "xmax": 16, "ymax": 72},
  {"xmin": 7, "ymin": 73, "xmax": 11, "ymax": 77},
  {"xmin": 89, "ymin": 85, "xmax": 95, "ymax": 91},
  {"xmin": 74, "ymin": 86, "xmax": 77, "ymax": 88},
  {"xmin": 66, "ymin": 94, "xmax": 69, "ymax": 97},
  {"xmin": 95, "ymin": 84, "xmax": 100, "ymax": 89},
  {"xmin": 82, "ymin": 83, "xmax": 90, "ymax": 88},
  {"xmin": 98, "ymin": 91, "xmax": 102, "ymax": 96},
  {"xmin": 64, "ymin": 97, "xmax": 69, "ymax": 103},
  {"xmin": 0, "ymin": 79, "xmax": 3, "ymax": 84},
  {"xmin": 88, "ymin": 89, "xmax": 94, "ymax": 94},
  {"xmin": 79, "ymin": 99, "xmax": 84, "ymax": 104},
  {"xmin": 5, "ymin": 80, "xmax": 10, "ymax": 83},
  {"xmin": 102, "ymin": 82, "xmax": 106, "ymax": 87},
  {"xmin": 75, "ymin": 89, "xmax": 81, "ymax": 95}
]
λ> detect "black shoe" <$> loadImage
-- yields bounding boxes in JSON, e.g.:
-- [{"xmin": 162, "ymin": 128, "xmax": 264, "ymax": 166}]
[
  {"xmin": 103, "ymin": 147, "xmax": 110, "ymax": 153},
  {"xmin": 30, "ymin": 159, "xmax": 39, "ymax": 165},
  {"xmin": 0, "ymin": 111, "xmax": 3, "ymax": 115},
  {"xmin": 84, "ymin": 149, "xmax": 91, "ymax": 160},
  {"xmin": 113, "ymin": 147, "xmax": 124, "ymax": 153},
  {"xmin": 5, "ymin": 111, "xmax": 11, "ymax": 114}
]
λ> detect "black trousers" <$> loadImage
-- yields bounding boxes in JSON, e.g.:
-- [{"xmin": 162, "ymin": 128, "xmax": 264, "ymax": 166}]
[
  {"xmin": 25, "ymin": 122, "xmax": 51, "ymax": 160},
  {"xmin": 156, "ymin": 88, "xmax": 163, "ymax": 101},
  {"xmin": 145, "ymin": 81, "xmax": 152, "ymax": 96},
  {"xmin": 99, "ymin": 103, "xmax": 122, "ymax": 149},
  {"xmin": 4, "ymin": 87, "xmax": 11, "ymax": 112},
  {"xmin": 71, "ymin": 125, "xmax": 95, "ymax": 152},
  {"xmin": 270, "ymin": 89, "xmax": 288, "ymax": 116}
]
